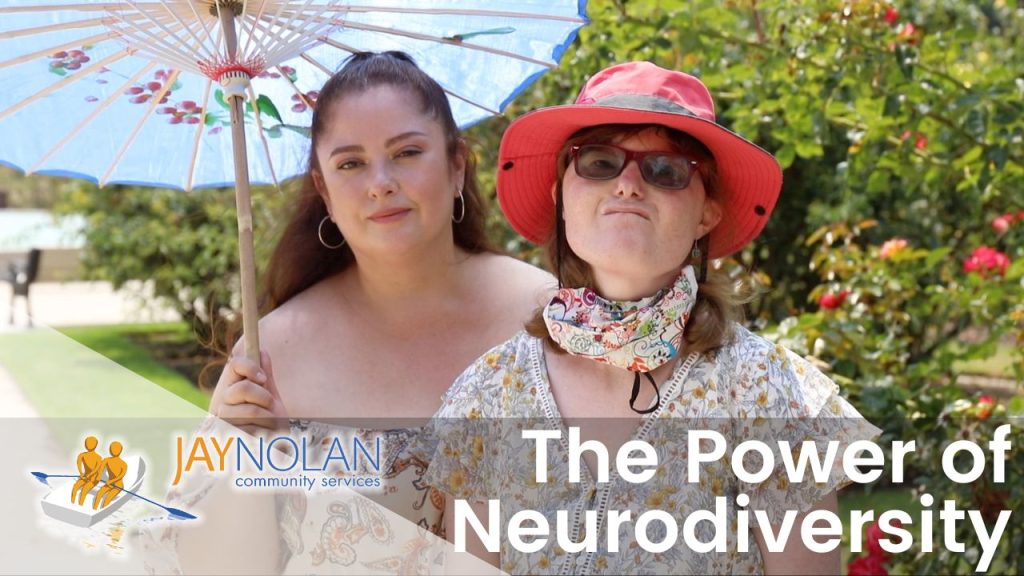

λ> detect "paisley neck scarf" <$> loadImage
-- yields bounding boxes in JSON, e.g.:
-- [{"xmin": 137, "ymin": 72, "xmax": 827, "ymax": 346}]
[{"xmin": 543, "ymin": 266, "xmax": 698, "ymax": 414}]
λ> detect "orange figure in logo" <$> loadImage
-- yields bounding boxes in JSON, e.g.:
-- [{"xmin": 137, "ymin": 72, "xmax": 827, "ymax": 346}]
[
  {"xmin": 93, "ymin": 441, "xmax": 127, "ymax": 510},
  {"xmin": 71, "ymin": 436, "xmax": 103, "ymax": 506}
]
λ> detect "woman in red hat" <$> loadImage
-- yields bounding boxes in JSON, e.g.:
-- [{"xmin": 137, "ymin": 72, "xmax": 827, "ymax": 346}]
[{"xmin": 425, "ymin": 61, "xmax": 879, "ymax": 574}]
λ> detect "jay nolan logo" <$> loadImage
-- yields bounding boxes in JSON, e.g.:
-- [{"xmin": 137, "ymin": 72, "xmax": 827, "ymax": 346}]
[{"xmin": 172, "ymin": 430, "xmax": 385, "ymax": 492}]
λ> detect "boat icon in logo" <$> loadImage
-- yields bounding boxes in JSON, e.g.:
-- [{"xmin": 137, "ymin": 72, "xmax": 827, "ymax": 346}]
[{"xmin": 31, "ymin": 436, "xmax": 193, "ymax": 527}]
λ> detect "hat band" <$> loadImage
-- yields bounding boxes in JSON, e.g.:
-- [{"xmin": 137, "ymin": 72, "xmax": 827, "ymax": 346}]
[{"xmin": 591, "ymin": 94, "xmax": 705, "ymax": 119}]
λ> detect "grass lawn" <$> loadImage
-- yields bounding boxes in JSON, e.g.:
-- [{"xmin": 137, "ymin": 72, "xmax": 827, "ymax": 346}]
[
  {"xmin": 0, "ymin": 322, "xmax": 209, "ymax": 416},
  {"xmin": 0, "ymin": 323, "xmax": 211, "ymax": 488},
  {"xmin": 57, "ymin": 322, "xmax": 210, "ymax": 410}
]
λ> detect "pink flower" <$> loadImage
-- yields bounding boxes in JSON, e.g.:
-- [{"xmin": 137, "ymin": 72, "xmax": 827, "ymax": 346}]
[
  {"xmin": 848, "ymin": 554, "xmax": 888, "ymax": 576},
  {"xmin": 992, "ymin": 211, "xmax": 1022, "ymax": 233},
  {"xmin": 879, "ymin": 238, "xmax": 908, "ymax": 259},
  {"xmin": 899, "ymin": 22, "xmax": 918, "ymax": 44},
  {"xmin": 819, "ymin": 290, "xmax": 849, "ymax": 311},
  {"xmin": 963, "ymin": 246, "xmax": 1011, "ymax": 277}
]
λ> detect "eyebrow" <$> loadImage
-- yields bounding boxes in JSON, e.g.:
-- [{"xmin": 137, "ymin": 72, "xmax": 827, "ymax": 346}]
[{"xmin": 328, "ymin": 131, "xmax": 429, "ymax": 157}]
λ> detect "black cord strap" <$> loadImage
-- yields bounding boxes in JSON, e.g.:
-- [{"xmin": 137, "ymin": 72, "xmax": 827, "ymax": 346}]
[{"xmin": 629, "ymin": 371, "xmax": 661, "ymax": 415}]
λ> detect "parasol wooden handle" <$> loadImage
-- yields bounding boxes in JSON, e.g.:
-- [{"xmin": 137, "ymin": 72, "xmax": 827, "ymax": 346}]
[{"xmin": 220, "ymin": 7, "xmax": 261, "ymax": 365}]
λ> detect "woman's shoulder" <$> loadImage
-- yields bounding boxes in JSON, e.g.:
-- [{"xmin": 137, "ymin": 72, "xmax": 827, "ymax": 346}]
[
  {"xmin": 712, "ymin": 323, "xmax": 841, "ymax": 418},
  {"xmin": 470, "ymin": 253, "xmax": 556, "ymax": 301},
  {"xmin": 258, "ymin": 274, "xmax": 346, "ymax": 340},
  {"xmin": 435, "ymin": 330, "xmax": 538, "ymax": 417}
]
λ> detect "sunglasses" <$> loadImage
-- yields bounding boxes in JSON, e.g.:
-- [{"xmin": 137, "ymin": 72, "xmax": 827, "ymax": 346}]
[{"xmin": 570, "ymin": 143, "xmax": 701, "ymax": 190}]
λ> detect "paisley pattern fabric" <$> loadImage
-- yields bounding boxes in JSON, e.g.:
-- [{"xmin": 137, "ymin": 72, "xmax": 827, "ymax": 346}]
[
  {"xmin": 423, "ymin": 326, "xmax": 881, "ymax": 575},
  {"xmin": 543, "ymin": 266, "xmax": 697, "ymax": 373},
  {"xmin": 139, "ymin": 420, "xmax": 445, "ymax": 575},
  {"xmin": 279, "ymin": 422, "xmax": 446, "ymax": 575}
]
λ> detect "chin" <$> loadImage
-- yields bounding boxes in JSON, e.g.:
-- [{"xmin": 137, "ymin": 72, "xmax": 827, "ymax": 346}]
[{"xmin": 576, "ymin": 235, "xmax": 650, "ymax": 264}]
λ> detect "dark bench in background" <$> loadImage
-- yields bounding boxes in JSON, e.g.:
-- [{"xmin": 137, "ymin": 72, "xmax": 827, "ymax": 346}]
[{"xmin": 2, "ymin": 248, "xmax": 82, "ymax": 326}]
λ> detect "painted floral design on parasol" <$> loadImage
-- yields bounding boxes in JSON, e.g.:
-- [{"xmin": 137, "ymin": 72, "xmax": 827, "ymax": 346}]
[{"xmin": 0, "ymin": 0, "xmax": 588, "ymax": 360}]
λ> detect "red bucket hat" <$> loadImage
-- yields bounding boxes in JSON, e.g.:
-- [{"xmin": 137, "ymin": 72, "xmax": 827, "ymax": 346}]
[{"xmin": 496, "ymin": 61, "xmax": 783, "ymax": 260}]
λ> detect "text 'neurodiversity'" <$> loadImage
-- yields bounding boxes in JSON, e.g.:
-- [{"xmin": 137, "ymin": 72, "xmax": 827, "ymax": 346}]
[{"xmin": 454, "ymin": 425, "xmax": 1014, "ymax": 572}]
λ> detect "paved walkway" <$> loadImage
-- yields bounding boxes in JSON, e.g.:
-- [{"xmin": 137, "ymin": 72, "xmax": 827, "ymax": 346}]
[{"xmin": 0, "ymin": 280, "xmax": 179, "ymax": 330}]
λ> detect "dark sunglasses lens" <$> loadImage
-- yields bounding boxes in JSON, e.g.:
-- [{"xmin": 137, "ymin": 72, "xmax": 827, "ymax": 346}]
[
  {"xmin": 642, "ymin": 154, "xmax": 691, "ymax": 189},
  {"xmin": 576, "ymin": 145, "xmax": 626, "ymax": 180}
]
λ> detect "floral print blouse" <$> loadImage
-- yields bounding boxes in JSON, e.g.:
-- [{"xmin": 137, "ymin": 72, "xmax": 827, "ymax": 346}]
[{"xmin": 423, "ymin": 326, "xmax": 880, "ymax": 575}]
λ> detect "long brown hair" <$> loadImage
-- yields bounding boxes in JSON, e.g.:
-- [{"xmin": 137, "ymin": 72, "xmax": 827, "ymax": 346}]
[
  {"xmin": 525, "ymin": 124, "xmax": 753, "ymax": 356},
  {"xmin": 202, "ymin": 52, "xmax": 498, "ymax": 384},
  {"xmin": 262, "ymin": 51, "xmax": 496, "ymax": 313}
]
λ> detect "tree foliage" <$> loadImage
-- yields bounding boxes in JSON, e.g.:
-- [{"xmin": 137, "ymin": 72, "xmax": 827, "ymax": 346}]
[
  {"xmin": 468, "ymin": 0, "xmax": 1023, "ymax": 319},
  {"xmin": 54, "ymin": 182, "xmax": 287, "ymax": 353}
]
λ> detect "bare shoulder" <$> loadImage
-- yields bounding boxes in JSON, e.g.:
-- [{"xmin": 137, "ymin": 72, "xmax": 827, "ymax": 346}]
[
  {"xmin": 257, "ymin": 288, "xmax": 325, "ymax": 355},
  {"xmin": 473, "ymin": 253, "xmax": 555, "ymax": 305},
  {"xmin": 463, "ymin": 253, "xmax": 555, "ymax": 330},
  {"xmin": 250, "ymin": 275, "xmax": 347, "ymax": 374}
]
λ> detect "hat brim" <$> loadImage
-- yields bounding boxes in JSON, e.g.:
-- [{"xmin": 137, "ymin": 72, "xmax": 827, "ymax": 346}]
[{"xmin": 497, "ymin": 104, "xmax": 783, "ymax": 260}]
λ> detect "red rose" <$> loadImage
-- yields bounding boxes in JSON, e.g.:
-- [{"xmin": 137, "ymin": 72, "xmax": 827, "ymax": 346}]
[
  {"xmin": 963, "ymin": 246, "xmax": 1011, "ymax": 277},
  {"xmin": 884, "ymin": 7, "xmax": 899, "ymax": 25},
  {"xmin": 974, "ymin": 488, "xmax": 1010, "ymax": 524},
  {"xmin": 900, "ymin": 130, "xmax": 927, "ymax": 149},
  {"xmin": 848, "ymin": 554, "xmax": 888, "ymax": 576},
  {"xmin": 992, "ymin": 215, "xmax": 1012, "ymax": 234},
  {"xmin": 977, "ymin": 394, "xmax": 996, "ymax": 421},
  {"xmin": 866, "ymin": 520, "xmax": 900, "ymax": 557},
  {"xmin": 819, "ymin": 290, "xmax": 849, "ymax": 311}
]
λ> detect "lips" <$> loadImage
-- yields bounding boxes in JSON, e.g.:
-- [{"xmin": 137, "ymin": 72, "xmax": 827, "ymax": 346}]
[
  {"xmin": 602, "ymin": 204, "xmax": 650, "ymax": 220},
  {"xmin": 368, "ymin": 207, "xmax": 411, "ymax": 222}
]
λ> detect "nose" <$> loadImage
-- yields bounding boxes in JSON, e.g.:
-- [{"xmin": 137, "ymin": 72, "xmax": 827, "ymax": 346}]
[
  {"xmin": 614, "ymin": 159, "xmax": 644, "ymax": 198},
  {"xmin": 368, "ymin": 161, "xmax": 397, "ymax": 198}
]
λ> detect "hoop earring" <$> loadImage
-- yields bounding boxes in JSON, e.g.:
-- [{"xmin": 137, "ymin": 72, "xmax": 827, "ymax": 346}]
[
  {"xmin": 452, "ymin": 188, "xmax": 466, "ymax": 224},
  {"xmin": 318, "ymin": 216, "xmax": 346, "ymax": 249}
]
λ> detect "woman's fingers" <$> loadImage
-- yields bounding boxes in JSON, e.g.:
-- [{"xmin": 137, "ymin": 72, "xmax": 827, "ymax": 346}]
[
  {"xmin": 217, "ymin": 402, "xmax": 285, "ymax": 431},
  {"xmin": 228, "ymin": 354, "xmax": 267, "ymax": 386},
  {"xmin": 208, "ymin": 348, "xmax": 288, "ymax": 434},
  {"xmin": 220, "ymin": 380, "xmax": 275, "ymax": 410}
]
